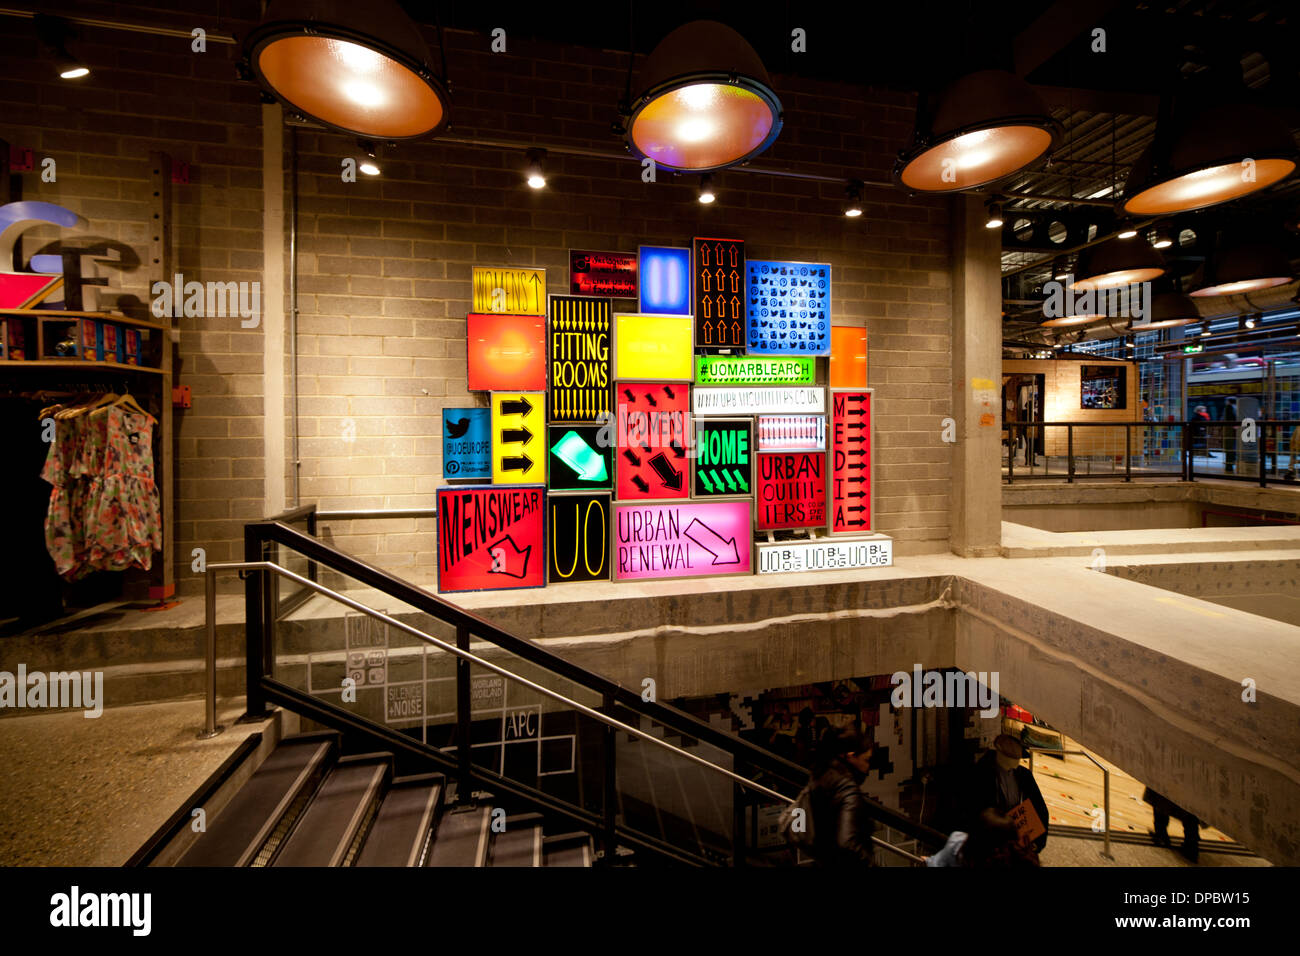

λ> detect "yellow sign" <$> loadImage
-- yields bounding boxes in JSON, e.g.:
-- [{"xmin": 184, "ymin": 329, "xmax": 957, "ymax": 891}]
[
  {"xmin": 614, "ymin": 313, "xmax": 693, "ymax": 380},
  {"xmin": 492, "ymin": 392, "xmax": 546, "ymax": 483},
  {"xmin": 473, "ymin": 267, "xmax": 546, "ymax": 315}
]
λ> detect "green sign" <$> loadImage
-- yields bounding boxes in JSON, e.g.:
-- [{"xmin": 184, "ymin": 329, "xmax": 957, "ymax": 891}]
[
  {"xmin": 693, "ymin": 419, "xmax": 753, "ymax": 497},
  {"xmin": 548, "ymin": 425, "xmax": 613, "ymax": 491},
  {"xmin": 1183, "ymin": 343, "xmax": 1204, "ymax": 354},
  {"xmin": 694, "ymin": 355, "xmax": 815, "ymax": 386}
]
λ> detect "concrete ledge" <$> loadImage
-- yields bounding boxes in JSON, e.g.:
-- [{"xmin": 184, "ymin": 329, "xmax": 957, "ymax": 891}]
[{"xmin": 1001, "ymin": 521, "xmax": 1300, "ymax": 557}]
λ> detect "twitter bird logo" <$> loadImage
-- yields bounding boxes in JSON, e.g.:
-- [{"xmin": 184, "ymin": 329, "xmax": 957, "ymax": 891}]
[{"xmin": 445, "ymin": 417, "xmax": 471, "ymax": 439}]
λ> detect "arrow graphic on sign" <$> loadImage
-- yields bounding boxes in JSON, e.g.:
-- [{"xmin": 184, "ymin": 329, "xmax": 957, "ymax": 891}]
[
  {"xmin": 699, "ymin": 472, "xmax": 716, "ymax": 493},
  {"xmin": 552, "ymin": 430, "xmax": 607, "ymax": 481},
  {"xmin": 486, "ymin": 534, "xmax": 532, "ymax": 578},
  {"xmin": 502, "ymin": 454, "xmax": 533, "ymax": 473},
  {"xmin": 501, "ymin": 427, "xmax": 533, "ymax": 446},
  {"xmin": 501, "ymin": 397, "xmax": 533, "ymax": 417},
  {"xmin": 721, "ymin": 469, "xmax": 738, "ymax": 492},
  {"xmin": 684, "ymin": 518, "xmax": 741, "ymax": 566},
  {"xmin": 648, "ymin": 453, "xmax": 682, "ymax": 490},
  {"xmin": 632, "ymin": 475, "xmax": 650, "ymax": 494}
]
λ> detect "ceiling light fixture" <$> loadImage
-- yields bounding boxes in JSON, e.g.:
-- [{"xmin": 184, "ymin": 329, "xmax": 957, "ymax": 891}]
[
  {"xmin": 894, "ymin": 70, "xmax": 1061, "ymax": 192},
  {"xmin": 1052, "ymin": 256, "xmax": 1070, "ymax": 281},
  {"xmin": 34, "ymin": 14, "xmax": 90, "ymax": 80},
  {"xmin": 357, "ymin": 139, "xmax": 381, "ymax": 176},
  {"xmin": 1123, "ymin": 102, "xmax": 1297, "ymax": 215},
  {"xmin": 984, "ymin": 198, "xmax": 1003, "ymax": 229},
  {"xmin": 1116, "ymin": 222, "xmax": 1138, "ymax": 239},
  {"xmin": 525, "ymin": 148, "xmax": 546, "ymax": 189},
  {"xmin": 622, "ymin": 20, "xmax": 782, "ymax": 173},
  {"xmin": 241, "ymin": 0, "xmax": 450, "ymax": 141},
  {"xmin": 1070, "ymin": 238, "xmax": 1166, "ymax": 292},
  {"xmin": 1150, "ymin": 225, "xmax": 1173, "ymax": 249},
  {"xmin": 1245, "ymin": 316, "xmax": 1257, "ymax": 329},
  {"xmin": 697, "ymin": 173, "xmax": 716, "ymax": 204},
  {"xmin": 843, "ymin": 179, "xmax": 864, "ymax": 218},
  {"xmin": 1190, "ymin": 241, "xmax": 1295, "ymax": 297},
  {"xmin": 1130, "ymin": 290, "xmax": 1199, "ymax": 330}
]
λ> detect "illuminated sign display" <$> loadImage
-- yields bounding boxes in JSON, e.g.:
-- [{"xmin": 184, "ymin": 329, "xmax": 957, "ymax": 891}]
[
  {"xmin": 694, "ymin": 355, "xmax": 814, "ymax": 386},
  {"xmin": 443, "ymin": 407, "xmax": 491, "ymax": 479},
  {"xmin": 830, "ymin": 390, "xmax": 872, "ymax": 533},
  {"xmin": 614, "ymin": 313, "xmax": 693, "ymax": 380},
  {"xmin": 467, "ymin": 312, "xmax": 547, "ymax": 391},
  {"xmin": 617, "ymin": 383, "xmax": 689, "ymax": 499},
  {"xmin": 570, "ymin": 250, "xmax": 637, "ymax": 299},
  {"xmin": 491, "ymin": 392, "xmax": 547, "ymax": 484},
  {"xmin": 756, "ymin": 451, "xmax": 826, "ymax": 530},
  {"xmin": 547, "ymin": 424, "xmax": 612, "ymax": 491},
  {"xmin": 693, "ymin": 419, "xmax": 752, "ymax": 497},
  {"xmin": 548, "ymin": 492, "xmax": 611, "ymax": 583},
  {"xmin": 758, "ymin": 415, "xmax": 824, "ymax": 451},
  {"xmin": 437, "ymin": 485, "xmax": 545, "ymax": 592},
  {"xmin": 756, "ymin": 538, "xmax": 893, "ymax": 574},
  {"xmin": 638, "ymin": 245, "xmax": 691, "ymax": 315},
  {"xmin": 613, "ymin": 500, "xmax": 752, "ymax": 580},
  {"xmin": 472, "ymin": 266, "xmax": 546, "ymax": 315},
  {"xmin": 745, "ymin": 260, "xmax": 830, "ymax": 355},
  {"xmin": 549, "ymin": 295, "xmax": 611, "ymax": 422},
  {"xmin": 830, "ymin": 326, "xmax": 868, "ymax": 387},
  {"xmin": 693, "ymin": 387, "xmax": 824, "ymax": 416},
  {"xmin": 693, "ymin": 237, "xmax": 745, "ymax": 350}
]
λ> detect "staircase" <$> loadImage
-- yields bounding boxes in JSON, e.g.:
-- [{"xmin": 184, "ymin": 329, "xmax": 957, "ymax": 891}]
[{"xmin": 169, "ymin": 732, "xmax": 593, "ymax": 868}]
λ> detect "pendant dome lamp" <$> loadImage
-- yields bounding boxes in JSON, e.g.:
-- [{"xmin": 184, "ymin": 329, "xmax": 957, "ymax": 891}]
[
  {"xmin": 622, "ymin": 20, "xmax": 783, "ymax": 173},
  {"xmin": 894, "ymin": 70, "xmax": 1061, "ymax": 192},
  {"xmin": 1131, "ymin": 288, "xmax": 1200, "ymax": 330},
  {"xmin": 1122, "ymin": 102, "xmax": 1297, "ymax": 215},
  {"xmin": 242, "ymin": 0, "xmax": 450, "ymax": 141},
  {"xmin": 1070, "ymin": 238, "xmax": 1166, "ymax": 292},
  {"xmin": 1189, "ymin": 240, "xmax": 1296, "ymax": 297}
]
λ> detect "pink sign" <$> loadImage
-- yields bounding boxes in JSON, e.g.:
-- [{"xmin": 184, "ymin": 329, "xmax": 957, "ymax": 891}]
[{"xmin": 613, "ymin": 500, "xmax": 751, "ymax": 580}]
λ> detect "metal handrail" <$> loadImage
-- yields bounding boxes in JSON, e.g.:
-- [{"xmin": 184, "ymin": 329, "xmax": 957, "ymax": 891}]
[
  {"xmin": 1026, "ymin": 746, "xmax": 1113, "ymax": 860},
  {"xmin": 203, "ymin": 557, "xmax": 931, "ymax": 864}
]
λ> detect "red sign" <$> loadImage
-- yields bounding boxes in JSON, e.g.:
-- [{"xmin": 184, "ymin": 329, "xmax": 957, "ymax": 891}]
[
  {"xmin": 616, "ymin": 382, "xmax": 689, "ymax": 499},
  {"xmin": 830, "ymin": 390, "xmax": 872, "ymax": 533},
  {"xmin": 756, "ymin": 452, "xmax": 826, "ymax": 530},
  {"xmin": 570, "ymin": 250, "xmax": 637, "ymax": 298},
  {"xmin": 437, "ymin": 485, "xmax": 545, "ymax": 592},
  {"xmin": 466, "ymin": 313, "xmax": 547, "ymax": 391},
  {"xmin": 692, "ymin": 237, "xmax": 745, "ymax": 351}
]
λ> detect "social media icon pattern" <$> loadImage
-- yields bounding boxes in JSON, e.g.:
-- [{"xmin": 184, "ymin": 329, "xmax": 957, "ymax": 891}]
[{"xmin": 745, "ymin": 260, "xmax": 831, "ymax": 355}]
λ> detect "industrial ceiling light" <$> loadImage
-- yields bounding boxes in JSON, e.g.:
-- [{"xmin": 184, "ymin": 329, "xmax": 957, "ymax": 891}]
[
  {"xmin": 1052, "ymin": 256, "xmax": 1070, "ymax": 281},
  {"xmin": 623, "ymin": 20, "xmax": 782, "ymax": 173},
  {"xmin": 1123, "ymin": 103, "xmax": 1297, "ymax": 215},
  {"xmin": 1070, "ymin": 238, "xmax": 1166, "ymax": 292},
  {"xmin": 1130, "ymin": 290, "xmax": 1199, "ymax": 330},
  {"xmin": 1245, "ymin": 315, "xmax": 1257, "ymax": 329},
  {"xmin": 843, "ymin": 179, "xmax": 864, "ymax": 218},
  {"xmin": 1040, "ymin": 312, "xmax": 1104, "ymax": 327},
  {"xmin": 894, "ymin": 70, "xmax": 1060, "ymax": 192},
  {"xmin": 984, "ymin": 198, "xmax": 1004, "ymax": 229},
  {"xmin": 697, "ymin": 174, "xmax": 716, "ymax": 204},
  {"xmin": 1189, "ymin": 241, "xmax": 1295, "ymax": 297},
  {"xmin": 1149, "ymin": 225, "xmax": 1173, "ymax": 249},
  {"xmin": 242, "ymin": 0, "xmax": 450, "ymax": 141},
  {"xmin": 524, "ymin": 149, "xmax": 546, "ymax": 189},
  {"xmin": 357, "ymin": 140, "xmax": 380, "ymax": 176},
  {"xmin": 1116, "ymin": 223, "xmax": 1139, "ymax": 239},
  {"xmin": 34, "ymin": 14, "xmax": 90, "ymax": 80}
]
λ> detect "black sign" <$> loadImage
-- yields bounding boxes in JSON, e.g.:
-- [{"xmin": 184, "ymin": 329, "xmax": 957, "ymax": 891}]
[
  {"xmin": 548, "ymin": 424, "xmax": 613, "ymax": 491},
  {"xmin": 693, "ymin": 418, "xmax": 752, "ymax": 497},
  {"xmin": 692, "ymin": 237, "xmax": 746, "ymax": 351},
  {"xmin": 547, "ymin": 492, "xmax": 612, "ymax": 584},
  {"xmin": 549, "ymin": 295, "xmax": 612, "ymax": 423}
]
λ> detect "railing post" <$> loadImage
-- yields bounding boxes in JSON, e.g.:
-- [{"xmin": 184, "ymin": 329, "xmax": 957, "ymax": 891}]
[
  {"xmin": 241, "ymin": 527, "xmax": 271, "ymax": 721},
  {"xmin": 733, "ymin": 758, "xmax": 748, "ymax": 867},
  {"xmin": 456, "ymin": 624, "xmax": 472, "ymax": 803},
  {"xmin": 1102, "ymin": 767, "xmax": 1113, "ymax": 860},
  {"xmin": 1183, "ymin": 422, "xmax": 1193, "ymax": 482},
  {"xmin": 306, "ymin": 506, "xmax": 319, "ymax": 584},
  {"xmin": 600, "ymin": 692, "xmax": 618, "ymax": 866},
  {"xmin": 1006, "ymin": 422, "xmax": 1014, "ymax": 484},
  {"xmin": 1125, "ymin": 424, "xmax": 1132, "ymax": 482},
  {"xmin": 1260, "ymin": 424, "xmax": 1269, "ymax": 488},
  {"xmin": 199, "ymin": 567, "xmax": 224, "ymax": 739},
  {"xmin": 1067, "ymin": 425, "xmax": 1075, "ymax": 483}
]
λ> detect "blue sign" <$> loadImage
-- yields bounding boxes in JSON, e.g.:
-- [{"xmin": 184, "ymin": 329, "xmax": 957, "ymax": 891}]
[
  {"xmin": 746, "ymin": 260, "xmax": 831, "ymax": 355},
  {"xmin": 638, "ymin": 245, "xmax": 691, "ymax": 315},
  {"xmin": 443, "ymin": 408, "xmax": 491, "ymax": 479}
]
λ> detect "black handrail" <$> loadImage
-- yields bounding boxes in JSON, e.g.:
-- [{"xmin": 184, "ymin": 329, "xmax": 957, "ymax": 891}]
[{"xmin": 243, "ymin": 519, "xmax": 950, "ymax": 855}]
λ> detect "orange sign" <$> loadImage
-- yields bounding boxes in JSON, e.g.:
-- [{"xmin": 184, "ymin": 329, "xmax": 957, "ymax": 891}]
[
  {"xmin": 830, "ymin": 326, "xmax": 867, "ymax": 387},
  {"xmin": 467, "ymin": 313, "xmax": 547, "ymax": 391},
  {"xmin": 1007, "ymin": 798, "xmax": 1046, "ymax": 844}
]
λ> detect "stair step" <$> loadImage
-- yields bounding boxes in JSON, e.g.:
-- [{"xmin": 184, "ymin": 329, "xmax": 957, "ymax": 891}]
[
  {"xmin": 542, "ymin": 831, "xmax": 594, "ymax": 868},
  {"xmin": 490, "ymin": 813, "xmax": 543, "ymax": 867},
  {"xmin": 273, "ymin": 756, "xmax": 390, "ymax": 867},
  {"xmin": 355, "ymin": 774, "xmax": 445, "ymax": 867},
  {"xmin": 426, "ymin": 804, "xmax": 493, "ymax": 867},
  {"xmin": 177, "ymin": 736, "xmax": 336, "ymax": 867}
]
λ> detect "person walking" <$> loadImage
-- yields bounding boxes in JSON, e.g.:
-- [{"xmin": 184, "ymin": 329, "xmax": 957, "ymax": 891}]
[
  {"xmin": 806, "ymin": 727, "xmax": 877, "ymax": 867},
  {"xmin": 959, "ymin": 734, "xmax": 1050, "ymax": 853},
  {"xmin": 1143, "ymin": 787, "xmax": 1200, "ymax": 863}
]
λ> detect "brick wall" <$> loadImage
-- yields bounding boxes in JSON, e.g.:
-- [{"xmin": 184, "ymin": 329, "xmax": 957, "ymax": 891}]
[{"xmin": 2, "ymin": 4, "xmax": 952, "ymax": 595}]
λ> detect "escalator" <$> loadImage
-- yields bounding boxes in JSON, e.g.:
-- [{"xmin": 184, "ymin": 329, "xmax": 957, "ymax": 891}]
[{"xmin": 136, "ymin": 516, "xmax": 946, "ymax": 867}]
